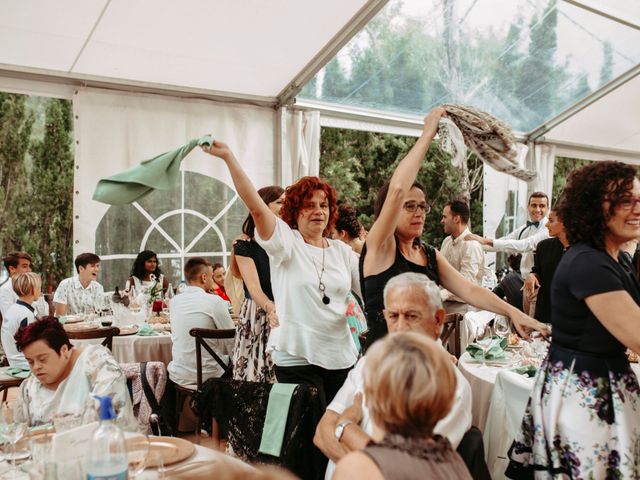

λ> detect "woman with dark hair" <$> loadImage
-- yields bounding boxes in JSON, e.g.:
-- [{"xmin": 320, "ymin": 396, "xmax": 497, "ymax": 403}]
[
  {"xmin": 361, "ymin": 108, "xmax": 546, "ymax": 347},
  {"xmin": 507, "ymin": 161, "xmax": 640, "ymax": 478},
  {"xmin": 232, "ymin": 185, "xmax": 285, "ymax": 382},
  {"xmin": 14, "ymin": 317, "xmax": 136, "ymax": 429},
  {"xmin": 202, "ymin": 142, "xmax": 360, "ymax": 406},
  {"xmin": 127, "ymin": 250, "xmax": 169, "ymax": 297},
  {"xmin": 332, "ymin": 204, "xmax": 366, "ymax": 255}
]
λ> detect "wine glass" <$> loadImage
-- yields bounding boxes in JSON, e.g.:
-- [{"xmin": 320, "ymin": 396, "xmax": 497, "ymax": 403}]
[
  {"xmin": 474, "ymin": 323, "xmax": 494, "ymax": 368},
  {"xmin": 125, "ymin": 434, "xmax": 150, "ymax": 478},
  {"xmin": 493, "ymin": 315, "xmax": 511, "ymax": 337},
  {"xmin": 0, "ymin": 401, "xmax": 29, "ymax": 478}
]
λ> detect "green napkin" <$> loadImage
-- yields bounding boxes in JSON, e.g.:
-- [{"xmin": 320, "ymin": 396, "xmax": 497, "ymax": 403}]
[
  {"xmin": 512, "ymin": 365, "xmax": 538, "ymax": 377},
  {"xmin": 1, "ymin": 366, "xmax": 31, "ymax": 379},
  {"xmin": 136, "ymin": 324, "xmax": 158, "ymax": 336},
  {"xmin": 258, "ymin": 383, "xmax": 297, "ymax": 457},
  {"xmin": 93, "ymin": 135, "xmax": 214, "ymax": 205},
  {"xmin": 466, "ymin": 336, "xmax": 508, "ymax": 360}
]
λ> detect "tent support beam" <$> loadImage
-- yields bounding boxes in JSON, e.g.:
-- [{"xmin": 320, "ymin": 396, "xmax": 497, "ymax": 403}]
[
  {"xmin": 276, "ymin": 0, "xmax": 390, "ymax": 108},
  {"xmin": 542, "ymin": 138, "xmax": 640, "ymax": 164},
  {"xmin": 561, "ymin": 0, "xmax": 640, "ymax": 31},
  {"xmin": 526, "ymin": 63, "xmax": 640, "ymax": 142},
  {"xmin": 0, "ymin": 65, "xmax": 278, "ymax": 108}
]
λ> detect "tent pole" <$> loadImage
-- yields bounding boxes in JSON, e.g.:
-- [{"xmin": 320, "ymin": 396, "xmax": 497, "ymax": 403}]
[
  {"xmin": 561, "ymin": 0, "xmax": 640, "ymax": 31},
  {"xmin": 526, "ymin": 63, "xmax": 640, "ymax": 142}
]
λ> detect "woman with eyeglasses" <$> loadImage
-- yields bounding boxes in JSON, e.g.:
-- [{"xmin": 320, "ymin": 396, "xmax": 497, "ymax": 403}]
[
  {"xmin": 507, "ymin": 161, "xmax": 640, "ymax": 478},
  {"xmin": 360, "ymin": 108, "xmax": 548, "ymax": 348}
]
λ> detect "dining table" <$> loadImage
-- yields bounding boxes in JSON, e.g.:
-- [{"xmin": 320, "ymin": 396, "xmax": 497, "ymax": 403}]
[{"xmin": 458, "ymin": 347, "xmax": 640, "ymax": 479}]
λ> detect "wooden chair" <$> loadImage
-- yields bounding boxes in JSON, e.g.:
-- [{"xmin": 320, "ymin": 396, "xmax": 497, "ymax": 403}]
[
  {"xmin": 0, "ymin": 376, "xmax": 25, "ymax": 402},
  {"xmin": 65, "ymin": 326, "xmax": 120, "ymax": 350},
  {"xmin": 441, "ymin": 312, "xmax": 462, "ymax": 358},
  {"xmin": 173, "ymin": 327, "xmax": 235, "ymax": 444}
]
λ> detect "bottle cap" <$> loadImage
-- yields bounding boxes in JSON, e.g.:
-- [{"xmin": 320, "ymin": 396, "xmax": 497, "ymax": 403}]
[{"xmin": 94, "ymin": 395, "xmax": 116, "ymax": 421}]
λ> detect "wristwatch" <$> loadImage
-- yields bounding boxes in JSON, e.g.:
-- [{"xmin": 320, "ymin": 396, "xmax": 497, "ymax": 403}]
[{"xmin": 334, "ymin": 420, "xmax": 353, "ymax": 442}]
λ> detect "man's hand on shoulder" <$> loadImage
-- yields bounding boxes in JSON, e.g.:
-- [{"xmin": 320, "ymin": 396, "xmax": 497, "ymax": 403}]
[{"xmin": 464, "ymin": 233, "xmax": 492, "ymax": 247}]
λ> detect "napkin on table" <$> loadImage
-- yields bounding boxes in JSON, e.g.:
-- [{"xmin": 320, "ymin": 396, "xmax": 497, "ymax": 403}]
[
  {"xmin": 466, "ymin": 336, "xmax": 508, "ymax": 360},
  {"xmin": 136, "ymin": 324, "xmax": 158, "ymax": 336}
]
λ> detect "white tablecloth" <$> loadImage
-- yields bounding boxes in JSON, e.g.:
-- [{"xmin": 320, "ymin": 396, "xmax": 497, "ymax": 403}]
[
  {"xmin": 460, "ymin": 352, "xmax": 640, "ymax": 479},
  {"xmin": 73, "ymin": 334, "xmax": 173, "ymax": 365}
]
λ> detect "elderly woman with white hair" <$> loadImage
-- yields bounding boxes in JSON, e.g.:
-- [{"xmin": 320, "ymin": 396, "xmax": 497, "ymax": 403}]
[{"xmin": 333, "ymin": 331, "xmax": 472, "ymax": 480}]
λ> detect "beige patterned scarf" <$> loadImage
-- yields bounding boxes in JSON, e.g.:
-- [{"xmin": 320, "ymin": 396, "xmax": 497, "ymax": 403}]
[{"xmin": 438, "ymin": 104, "xmax": 535, "ymax": 181}]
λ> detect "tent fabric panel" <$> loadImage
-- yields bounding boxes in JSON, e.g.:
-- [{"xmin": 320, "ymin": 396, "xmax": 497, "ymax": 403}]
[
  {"xmin": 545, "ymin": 74, "xmax": 640, "ymax": 153},
  {"xmin": 72, "ymin": 87, "xmax": 275, "ymax": 257}
]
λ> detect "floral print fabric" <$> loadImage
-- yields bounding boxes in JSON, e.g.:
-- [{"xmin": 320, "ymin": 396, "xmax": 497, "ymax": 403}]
[
  {"xmin": 507, "ymin": 350, "xmax": 640, "ymax": 479},
  {"xmin": 232, "ymin": 298, "xmax": 275, "ymax": 383}
]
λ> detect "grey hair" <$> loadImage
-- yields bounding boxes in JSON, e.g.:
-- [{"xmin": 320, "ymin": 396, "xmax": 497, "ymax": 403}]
[{"xmin": 383, "ymin": 272, "xmax": 443, "ymax": 317}]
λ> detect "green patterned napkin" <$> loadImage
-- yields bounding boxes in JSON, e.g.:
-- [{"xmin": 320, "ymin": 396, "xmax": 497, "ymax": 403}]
[
  {"xmin": 93, "ymin": 135, "xmax": 213, "ymax": 205},
  {"xmin": 512, "ymin": 365, "xmax": 538, "ymax": 377},
  {"xmin": 1, "ymin": 366, "xmax": 31, "ymax": 379},
  {"xmin": 466, "ymin": 336, "xmax": 508, "ymax": 360},
  {"xmin": 136, "ymin": 324, "xmax": 158, "ymax": 336}
]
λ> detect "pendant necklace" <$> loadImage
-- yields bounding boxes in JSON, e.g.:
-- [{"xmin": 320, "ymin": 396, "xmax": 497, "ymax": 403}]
[{"xmin": 312, "ymin": 238, "xmax": 331, "ymax": 305}]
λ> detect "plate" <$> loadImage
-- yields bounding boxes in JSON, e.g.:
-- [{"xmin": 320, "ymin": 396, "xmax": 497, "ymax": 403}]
[
  {"xmin": 63, "ymin": 322, "xmax": 100, "ymax": 332},
  {"xmin": 118, "ymin": 325, "xmax": 139, "ymax": 336},
  {"xmin": 147, "ymin": 436, "xmax": 195, "ymax": 466},
  {"xmin": 60, "ymin": 314, "xmax": 84, "ymax": 324}
]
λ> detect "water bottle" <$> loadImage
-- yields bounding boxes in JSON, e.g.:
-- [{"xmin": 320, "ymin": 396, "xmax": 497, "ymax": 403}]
[
  {"xmin": 176, "ymin": 280, "xmax": 187, "ymax": 295},
  {"xmin": 86, "ymin": 396, "xmax": 127, "ymax": 480}
]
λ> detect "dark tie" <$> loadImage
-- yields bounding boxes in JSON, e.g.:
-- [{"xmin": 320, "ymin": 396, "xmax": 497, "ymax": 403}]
[{"xmin": 526, "ymin": 220, "xmax": 540, "ymax": 228}]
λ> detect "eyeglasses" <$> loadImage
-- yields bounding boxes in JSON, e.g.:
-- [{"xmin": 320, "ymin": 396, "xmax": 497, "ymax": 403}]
[
  {"xmin": 615, "ymin": 196, "xmax": 640, "ymax": 211},
  {"xmin": 402, "ymin": 201, "xmax": 431, "ymax": 214}
]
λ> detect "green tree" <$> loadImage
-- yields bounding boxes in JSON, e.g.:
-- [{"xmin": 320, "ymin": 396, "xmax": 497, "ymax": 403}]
[
  {"xmin": 552, "ymin": 156, "xmax": 591, "ymax": 205},
  {"xmin": 0, "ymin": 93, "xmax": 34, "ymax": 258},
  {"xmin": 14, "ymin": 98, "xmax": 74, "ymax": 291},
  {"xmin": 599, "ymin": 41, "xmax": 614, "ymax": 86}
]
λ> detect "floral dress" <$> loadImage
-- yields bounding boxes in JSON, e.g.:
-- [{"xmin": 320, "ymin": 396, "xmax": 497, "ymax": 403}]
[{"xmin": 507, "ymin": 244, "xmax": 640, "ymax": 479}]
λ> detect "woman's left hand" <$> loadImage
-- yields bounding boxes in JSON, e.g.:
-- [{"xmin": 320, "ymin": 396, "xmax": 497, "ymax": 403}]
[{"xmin": 509, "ymin": 309, "xmax": 550, "ymax": 341}]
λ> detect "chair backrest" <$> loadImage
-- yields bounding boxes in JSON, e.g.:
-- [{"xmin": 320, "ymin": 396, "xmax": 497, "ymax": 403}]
[
  {"xmin": 189, "ymin": 327, "xmax": 235, "ymax": 389},
  {"xmin": 66, "ymin": 327, "xmax": 120, "ymax": 350},
  {"xmin": 440, "ymin": 313, "xmax": 462, "ymax": 358}
]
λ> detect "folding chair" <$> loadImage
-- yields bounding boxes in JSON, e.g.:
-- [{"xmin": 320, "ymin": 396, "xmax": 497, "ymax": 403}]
[
  {"xmin": 441, "ymin": 312, "xmax": 462, "ymax": 358},
  {"xmin": 173, "ymin": 327, "xmax": 235, "ymax": 444},
  {"xmin": 66, "ymin": 326, "xmax": 120, "ymax": 351}
]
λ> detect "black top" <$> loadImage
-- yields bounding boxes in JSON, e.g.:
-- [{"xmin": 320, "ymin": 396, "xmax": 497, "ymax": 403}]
[
  {"xmin": 359, "ymin": 239, "xmax": 439, "ymax": 326},
  {"xmin": 531, "ymin": 237, "xmax": 566, "ymax": 324},
  {"xmin": 551, "ymin": 242, "xmax": 640, "ymax": 357},
  {"xmin": 492, "ymin": 272, "xmax": 524, "ymax": 311},
  {"xmin": 233, "ymin": 239, "xmax": 274, "ymax": 301}
]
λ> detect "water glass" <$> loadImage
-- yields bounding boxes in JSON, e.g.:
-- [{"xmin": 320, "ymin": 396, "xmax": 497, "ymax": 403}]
[
  {"xmin": 493, "ymin": 315, "xmax": 511, "ymax": 337},
  {"xmin": 474, "ymin": 323, "xmax": 494, "ymax": 368},
  {"xmin": 0, "ymin": 402, "xmax": 29, "ymax": 477},
  {"xmin": 126, "ymin": 434, "xmax": 150, "ymax": 478}
]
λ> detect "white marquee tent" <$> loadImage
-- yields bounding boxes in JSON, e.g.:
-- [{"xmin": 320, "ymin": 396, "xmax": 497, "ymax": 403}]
[{"xmin": 1, "ymin": 0, "xmax": 639, "ymax": 282}]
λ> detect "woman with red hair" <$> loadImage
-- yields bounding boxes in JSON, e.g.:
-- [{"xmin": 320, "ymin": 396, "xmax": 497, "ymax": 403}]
[{"xmin": 202, "ymin": 143, "xmax": 360, "ymax": 406}]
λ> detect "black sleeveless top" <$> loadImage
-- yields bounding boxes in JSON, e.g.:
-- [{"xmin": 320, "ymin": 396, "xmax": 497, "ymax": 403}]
[{"xmin": 359, "ymin": 239, "xmax": 440, "ymax": 326}]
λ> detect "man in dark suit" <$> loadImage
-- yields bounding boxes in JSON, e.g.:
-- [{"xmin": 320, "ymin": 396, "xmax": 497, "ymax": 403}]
[{"xmin": 524, "ymin": 210, "xmax": 569, "ymax": 323}]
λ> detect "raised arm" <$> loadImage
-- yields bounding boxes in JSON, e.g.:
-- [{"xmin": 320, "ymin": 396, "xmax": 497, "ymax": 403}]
[
  {"xmin": 202, "ymin": 141, "xmax": 276, "ymax": 241},
  {"xmin": 436, "ymin": 251, "xmax": 548, "ymax": 339},
  {"xmin": 365, "ymin": 109, "xmax": 445, "ymax": 259}
]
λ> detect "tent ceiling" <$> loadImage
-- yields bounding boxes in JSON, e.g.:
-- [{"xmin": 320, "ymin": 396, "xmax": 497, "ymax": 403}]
[{"xmin": 0, "ymin": 0, "xmax": 381, "ymax": 104}]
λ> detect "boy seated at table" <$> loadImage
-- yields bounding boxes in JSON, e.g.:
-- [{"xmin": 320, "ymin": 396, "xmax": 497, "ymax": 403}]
[
  {"xmin": 53, "ymin": 253, "xmax": 104, "ymax": 316},
  {"xmin": 1, "ymin": 272, "xmax": 42, "ymax": 369}
]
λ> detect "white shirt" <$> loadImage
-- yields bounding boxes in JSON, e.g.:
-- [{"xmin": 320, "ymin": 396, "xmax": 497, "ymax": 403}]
[
  {"xmin": 256, "ymin": 218, "xmax": 360, "ymax": 370},
  {"xmin": 485, "ymin": 217, "xmax": 549, "ymax": 278},
  {"xmin": 53, "ymin": 277, "xmax": 104, "ymax": 315},
  {"xmin": 0, "ymin": 279, "xmax": 49, "ymax": 318},
  {"xmin": 167, "ymin": 286, "xmax": 234, "ymax": 386},
  {"xmin": 1, "ymin": 301, "xmax": 36, "ymax": 368},
  {"xmin": 324, "ymin": 348, "xmax": 473, "ymax": 479},
  {"xmin": 440, "ymin": 227, "xmax": 485, "ymax": 302}
]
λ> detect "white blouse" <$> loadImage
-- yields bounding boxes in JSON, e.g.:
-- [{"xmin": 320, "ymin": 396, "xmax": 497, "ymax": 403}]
[
  {"xmin": 256, "ymin": 218, "xmax": 360, "ymax": 369},
  {"xmin": 18, "ymin": 344, "xmax": 137, "ymax": 430}
]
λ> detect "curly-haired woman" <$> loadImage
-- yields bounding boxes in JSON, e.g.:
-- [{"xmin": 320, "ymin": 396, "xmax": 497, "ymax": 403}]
[
  {"xmin": 202, "ymin": 143, "xmax": 360, "ymax": 406},
  {"xmin": 507, "ymin": 161, "xmax": 640, "ymax": 478}
]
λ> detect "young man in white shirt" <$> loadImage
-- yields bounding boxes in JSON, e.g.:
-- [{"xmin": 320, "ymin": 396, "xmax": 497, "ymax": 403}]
[
  {"xmin": 53, "ymin": 253, "xmax": 104, "ymax": 316},
  {"xmin": 440, "ymin": 199, "xmax": 485, "ymax": 307},
  {"xmin": 464, "ymin": 192, "xmax": 550, "ymax": 279},
  {"xmin": 0, "ymin": 251, "xmax": 49, "ymax": 318},
  {"xmin": 167, "ymin": 257, "xmax": 234, "ymax": 386},
  {"xmin": 314, "ymin": 272, "xmax": 473, "ymax": 479}
]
